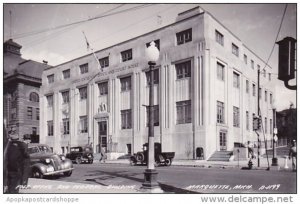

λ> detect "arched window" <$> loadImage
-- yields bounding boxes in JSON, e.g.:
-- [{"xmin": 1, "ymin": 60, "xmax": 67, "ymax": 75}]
[{"xmin": 29, "ymin": 92, "xmax": 39, "ymax": 102}]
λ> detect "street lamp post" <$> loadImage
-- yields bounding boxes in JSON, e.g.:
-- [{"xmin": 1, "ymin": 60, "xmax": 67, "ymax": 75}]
[{"xmin": 142, "ymin": 41, "xmax": 161, "ymax": 192}]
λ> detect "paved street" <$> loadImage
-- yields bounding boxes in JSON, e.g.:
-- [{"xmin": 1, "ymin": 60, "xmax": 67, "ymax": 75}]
[{"xmin": 44, "ymin": 163, "xmax": 296, "ymax": 193}]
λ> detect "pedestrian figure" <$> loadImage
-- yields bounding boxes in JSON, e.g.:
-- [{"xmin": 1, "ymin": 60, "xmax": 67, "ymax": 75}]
[
  {"xmin": 247, "ymin": 141, "xmax": 256, "ymax": 159},
  {"xmin": 289, "ymin": 140, "xmax": 297, "ymax": 171},
  {"xmin": 99, "ymin": 147, "xmax": 107, "ymax": 163},
  {"xmin": 5, "ymin": 131, "xmax": 30, "ymax": 193}
]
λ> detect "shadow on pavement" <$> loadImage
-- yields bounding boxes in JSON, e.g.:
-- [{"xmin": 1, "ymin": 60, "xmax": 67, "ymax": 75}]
[{"xmin": 84, "ymin": 170, "xmax": 198, "ymax": 193}]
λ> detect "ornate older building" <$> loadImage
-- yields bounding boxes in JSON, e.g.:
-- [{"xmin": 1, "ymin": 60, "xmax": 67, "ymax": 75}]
[
  {"xmin": 40, "ymin": 7, "xmax": 275, "ymax": 159},
  {"xmin": 4, "ymin": 39, "xmax": 50, "ymax": 141}
]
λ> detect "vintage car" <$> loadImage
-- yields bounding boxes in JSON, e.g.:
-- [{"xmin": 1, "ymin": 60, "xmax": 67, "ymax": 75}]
[
  {"xmin": 130, "ymin": 143, "xmax": 175, "ymax": 166},
  {"xmin": 66, "ymin": 146, "xmax": 94, "ymax": 164},
  {"xmin": 28, "ymin": 143, "xmax": 74, "ymax": 178}
]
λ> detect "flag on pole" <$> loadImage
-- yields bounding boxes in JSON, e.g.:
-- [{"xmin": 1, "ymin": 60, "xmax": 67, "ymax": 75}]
[
  {"xmin": 82, "ymin": 31, "xmax": 103, "ymax": 72},
  {"xmin": 157, "ymin": 15, "xmax": 162, "ymax": 26},
  {"xmin": 82, "ymin": 31, "xmax": 90, "ymax": 51}
]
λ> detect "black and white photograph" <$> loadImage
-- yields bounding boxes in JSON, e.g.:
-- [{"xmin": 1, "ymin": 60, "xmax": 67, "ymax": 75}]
[{"xmin": 2, "ymin": 1, "xmax": 298, "ymax": 203}]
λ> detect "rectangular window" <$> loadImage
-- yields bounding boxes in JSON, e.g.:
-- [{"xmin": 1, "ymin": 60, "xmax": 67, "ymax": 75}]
[
  {"xmin": 99, "ymin": 57, "xmax": 109, "ymax": 68},
  {"xmin": 146, "ymin": 39, "xmax": 160, "ymax": 50},
  {"xmin": 121, "ymin": 109, "xmax": 132, "ymax": 129},
  {"xmin": 176, "ymin": 28, "xmax": 192, "ymax": 45},
  {"xmin": 146, "ymin": 69, "xmax": 159, "ymax": 85},
  {"xmin": 62, "ymin": 91, "xmax": 70, "ymax": 103},
  {"xmin": 270, "ymin": 119, "xmax": 273, "ymax": 134},
  {"xmin": 246, "ymin": 80, "xmax": 249, "ymax": 93},
  {"xmin": 36, "ymin": 108, "xmax": 39, "ymax": 120},
  {"xmin": 217, "ymin": 62, "xmax": 225, "ymax": 81},
  {"xmin": 79, "ymin": 63, "xmax": 89, "ymax": 74},
  {"xmin": 46, "ymin": 95, "xmax": 53, "ymax": 107},
  {"xmin": 98, "ymin": 82, "xmax": 108, "ymax": 95},
  {"xmin": 259, "ymin": 88, "xmax": 262, "ymax": 99},
  {"xmin": 265, "ymin": 117, "xmax": 268, "ymax": 133},
  {"xmin": 146, "ymin": 105, "xmax": 159, "ymax": 126},
  {"xmin": 47, "ymin": 74, "xmax": 54, "ymax": 83},
  {"xmin": 176, "ymin": 100, "xmax": 191, "ymax": 124},
  {"xmin": 265, "ymin": 90, "xmax": 268, "ymax": 102},
  {"xmin": 244, "ymin": 54, "xmax": 248, "ymax": 64},
  {"xmin": 176, "ymin": 61, "xmax": 191, "ymax": 79},
  {"xmin": 233, "ymin": 106, "xmax": 240, "ymax": 127},
  {"xmin": 27, "ymin": 107, "xmax": 33, "ymax": 120},
  {"xmin": 217, "ymin": 101, "xmax": 225, "ymax": 124},
  {"xmin": 47, "ymin": 120, "xmax": 53, "ymax": 136},
  {"xmin": 215, "ymin": 30, "xmax": 224, "ymax": 46},
  {"xmin": 63, "ymin": 69, "xmax": 70, "ymax": 79},
  {"xmin": 246, "ymin": 111, "xmax": 249, "ymax": 130},
  {"xmin": 32, "ymin": 127, "xmax": 37, "ymax": 135},
  {"xmin": 232, "ymin": 43, "xmax": 239, "ymax": 57},
  {"xmin": 263, "ymin": 69, "xmax": 266, "ymax": 78},
  {"xmin": 251, "ymin": 60, "xmax": 254, "ymax": 69},
  {"xmin": 63, "ymin": 118, "xmax": 70, "ymax": 134},
  {"xmin": 233, "ymin": 72, "xmax": 240, "ymax": 88},
  {"xmin": 121, "ymin": 49, "xmax": 132, "ymax": 62},
  {"xmin": 79, "ymin": 87, "xmax": 87, "ymax": 100},
  {"xmin": 270, "ymin": 93, "xmax": 273, "ymax": 105},
  {"xmin": 120, "ymin": 76, "xmax": 131, "ymax": 92},
  {"xmin": 252, "ymin": 84, "xmax": 256, "ymax": 96},
  {"xmin": 269, "ymin": 73, "xmax": 272, "ymax": 81},
  {"xmin": 79, "ymin": 116, "xmax": 88, "ymax": 133}
]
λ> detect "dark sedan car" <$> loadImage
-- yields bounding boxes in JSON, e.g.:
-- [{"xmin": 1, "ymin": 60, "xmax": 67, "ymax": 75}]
[
  {"xmin": 28, "ymin": 143, "xmax": 73, "ymax": 178},
  {"xmin": 66, "ymin": 146, "xmax": 94, "ymax": 164}
]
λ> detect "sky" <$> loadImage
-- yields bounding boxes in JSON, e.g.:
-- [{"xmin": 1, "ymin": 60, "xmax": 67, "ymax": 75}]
[{"xmin": 2, "ymin": 3, "xmax": 297, "ymax": 111}]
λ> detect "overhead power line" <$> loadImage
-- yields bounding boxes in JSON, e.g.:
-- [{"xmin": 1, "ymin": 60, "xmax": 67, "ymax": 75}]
[
  {"xmin": 262, "ymin": 4, "xmax": 288, "ymax": 70},
  {"xmin": 11, "ymin": 4, "xmax": 152, "ymax": 40}
]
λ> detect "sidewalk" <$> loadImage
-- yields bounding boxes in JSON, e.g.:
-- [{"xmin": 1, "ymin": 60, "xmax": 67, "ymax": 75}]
[
  {"xmin": 101, "ymin": 156, "xmax": 294, "ymax": 171},
  {"xmin": 19, "ymin": 157, "xmax": 294, "ymax": 194},
  {"xmin": 19, "ymin": 178, "xmax": 140, "ymax": 193}
]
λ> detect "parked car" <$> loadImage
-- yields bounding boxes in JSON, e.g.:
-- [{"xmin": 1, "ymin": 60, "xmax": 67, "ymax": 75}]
[
  {"xmin": 130, "ymin": 143, "xmax": 175, "ymax": 166},
  {"xmin": 66, "ymin": 146, "xmax": 94, "ymax": 164},
  {"xmin": 28, "ymin": 143, "xmax": 73, "ymax": 178}
]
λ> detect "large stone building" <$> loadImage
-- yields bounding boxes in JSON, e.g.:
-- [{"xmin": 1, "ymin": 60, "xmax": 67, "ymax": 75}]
[
  {"xmin": 4, "ymin": 39, "xmax": 50, "ymax": 141},
  {"xmin": 40, "ymin": 7, "xmax": 275, "ymax": 159}
]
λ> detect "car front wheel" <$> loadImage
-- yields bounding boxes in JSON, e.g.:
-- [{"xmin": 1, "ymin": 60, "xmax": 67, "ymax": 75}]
[
  {"xmin": 63, "ymin": 171, "xmax": 72, "ymax": 177},
  {"xmin": 32, "ymin": 168, "xmax": 44, "ymax": 179}
]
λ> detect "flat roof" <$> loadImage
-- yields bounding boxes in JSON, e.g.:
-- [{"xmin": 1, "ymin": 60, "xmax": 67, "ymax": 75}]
[{"xmin": 46, "ymin": 6, "xmax": 272, "ymax": 70}]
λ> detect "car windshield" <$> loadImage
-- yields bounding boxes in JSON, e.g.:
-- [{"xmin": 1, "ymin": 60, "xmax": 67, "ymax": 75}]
[
  {"xmin": 71, "ymin": 147, "xmax": 81, "ymax": 152},
  {"xmin": 28, "ymin": 146, "xmax": 39, "ymax": 154},
  {"xmin": 38, "ymin": 145, "xmax": 52, "ymax": 153}
]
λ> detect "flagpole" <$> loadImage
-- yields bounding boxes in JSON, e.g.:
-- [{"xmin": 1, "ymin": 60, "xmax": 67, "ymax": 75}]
[{"xmin": 82, "ymin": 31, "xmax": 103, "ymax": 72}]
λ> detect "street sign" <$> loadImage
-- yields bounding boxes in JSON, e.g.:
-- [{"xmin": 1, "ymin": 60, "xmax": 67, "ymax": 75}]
[
  {"xmin": 274, "ymin": 135, "xmax": 278, "ymax": 142},
  {"xmin": 274, "ymin": 128, "xmax": 278, "ymax": 134}
]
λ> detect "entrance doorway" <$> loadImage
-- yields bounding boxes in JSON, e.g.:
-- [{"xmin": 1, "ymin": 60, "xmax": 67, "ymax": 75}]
[
  {"xmin": 98, "ymin": 121, "xmax": 107, "ymax": 153},
  {"xmin": 219, "ymin": 131, "xmax": 227, "ymax": 151}
]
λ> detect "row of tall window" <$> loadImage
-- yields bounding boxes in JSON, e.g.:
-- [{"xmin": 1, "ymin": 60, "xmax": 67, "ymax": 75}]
[
  {"xmin": 47, "ymin": 28, "xmax": 193, "ymax": 84},
  {"xmin": 215, "ymin": 29, "xmax": 272, "ymax": 82},
  {"xmin": 217, "ymin": 61, "xmax": 272, "ymax": 104},
  {"xmin": 217, "ymin": 102, "xmax": 272, "ymax": 132},
  {"xmin": 47, "ymin": 98, "xmax": 192, "ymax": 136}
]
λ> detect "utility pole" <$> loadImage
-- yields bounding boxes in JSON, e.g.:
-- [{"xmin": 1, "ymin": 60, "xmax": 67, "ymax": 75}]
[{"xmin": 257, "ymin": 68, "xmax": 260, "ymax": 167}]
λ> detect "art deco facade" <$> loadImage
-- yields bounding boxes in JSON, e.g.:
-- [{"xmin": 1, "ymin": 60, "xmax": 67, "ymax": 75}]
[{"xmin": 40, "ymin": 7, "xmax": 275, "ymax": 159}]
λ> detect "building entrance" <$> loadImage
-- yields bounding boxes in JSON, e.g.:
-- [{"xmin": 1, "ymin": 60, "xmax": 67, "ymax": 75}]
[
  {"xmin": 98, "ymin": 121, "xmax": 107, "ymax": 153},
  {"xmin": 219, "ymin": 131, "xmax": 227, "ymax": 151}
]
